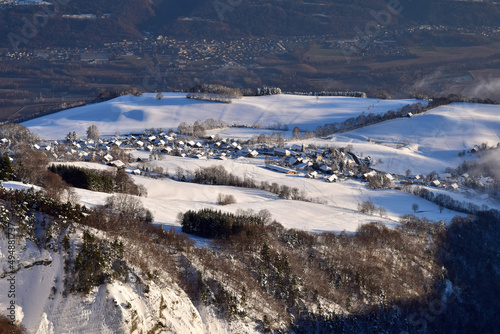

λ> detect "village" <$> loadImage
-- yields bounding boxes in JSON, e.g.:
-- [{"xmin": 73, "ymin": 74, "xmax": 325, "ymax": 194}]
[{"xmin": 2, "ymin": 123, "xmax": 498, "ymax": 205}]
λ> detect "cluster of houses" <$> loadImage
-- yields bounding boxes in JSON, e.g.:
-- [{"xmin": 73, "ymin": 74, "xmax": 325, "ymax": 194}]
[
  {"xmin": 401, "ymin": 172, "xmax": 497, "ymax": 194},
  {"xmin": 2, "ymin": 130, "xmax": 498, "ymax": 200},
  {"xmin": 7, "ymin": 131, "xmax": 263, "ymax": 167},
  {"xmin": 265, "ymin": 144, "xmax": 499, "ymax": 199},
  {"xmin": 265, "ymin": 144, "xmax": 370, "ymax": 183}
]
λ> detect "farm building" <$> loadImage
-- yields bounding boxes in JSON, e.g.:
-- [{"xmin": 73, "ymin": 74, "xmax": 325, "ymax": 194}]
[{"xmin": 265, "ymin": 164, "xmax": 297, "ymax": 174}]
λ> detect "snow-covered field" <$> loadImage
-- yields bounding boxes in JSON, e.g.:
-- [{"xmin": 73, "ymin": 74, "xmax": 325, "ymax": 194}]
[
  {"xmin": 137, "ymin": 157, "xmax": 464, "ymax": 228},
  {"xmin": 22, "ymin": 93, "xmax": 421, "ymax": 139}
]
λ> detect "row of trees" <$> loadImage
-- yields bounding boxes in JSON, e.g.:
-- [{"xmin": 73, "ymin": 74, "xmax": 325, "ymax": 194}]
[
  {"xmin": 256, "ymin": 87, "xmax": 282, "ymax": 96},
  {"xmin": 314, "ymin": 102, "xmax": 426, "ymax": 137},
  {"xmin": 188, "ymin": 165, "xmax": 327, "ymax": 204},
  {"xmin": 49, "ymin": 165, "xmax": 147, "ymax": 196},
  {"xmin": 309, "ymin": 94, "xmax": 499, "ymax": 140},
  {"xmin": 49, "ymin": 165, "xmax": 114, "ymax": 193},
  {"xmin": 186, "ymin": 93, "xmax": 233, "ymax": 103},
  {"xmin": 180, "ymin": 208, "xmax": 264, "ymax": 239},
  {"xmin": 188, "ymin": 84, "xmax": 242, "ymax": 98},
  {"xmin": 285, "ymin": 90, "xmax": 367, "ymax": 98}
]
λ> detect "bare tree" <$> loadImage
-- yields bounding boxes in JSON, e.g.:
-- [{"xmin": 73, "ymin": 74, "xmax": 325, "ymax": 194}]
[
  {"xmin": 257, "ymin": 209, "xmax": 273, "ymax": 225},
  {"xmin": 217, "ymin": 193, "xmax": 237, "ymax": 205},
  {"xmin": 106, "ymin": 193, "xmax": 153, "ymax": 222},
  {"xmin": 175, "ymin": 167, "xmax": 184, "ymax": 181},
  {"xmin": 412, "ymin": 203, "xmax": 419, "ymax": 213},
  {"xmin": 358, "ymin": 200, "xmax": 376, "ymax": 215},
  {"xmin": 12, "ymin": 145, "xmax": 48, "ymax": 185},
  {"xmin": 378, "ymin": 206, "xmax": 387, "ymax": 218}
]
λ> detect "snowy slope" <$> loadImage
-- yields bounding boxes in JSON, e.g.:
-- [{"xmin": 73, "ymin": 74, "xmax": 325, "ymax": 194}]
[
  {"xmin": 22, "ymin": 93, "xmax": 421, "ymax": 139},
  {"xmin": 132, "ymin": 156, "xmax": 463, "ymax": 228},
  {"xmin": 299, "ymin": 102, "xmax": 500, "ymax": 175},
  {"xmin": 27, "ymin": 153, "xmax": 463, "ymax": 235}
]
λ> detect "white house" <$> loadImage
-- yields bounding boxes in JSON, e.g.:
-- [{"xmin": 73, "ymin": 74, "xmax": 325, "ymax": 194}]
[
  {"xmin": 325, "ymin": 174, "xmax": 338, "ymax": 183},
  {"xmin": 306, "ymin": 171, "xmax": 319, "ymax": 179},
  {"xmin": 320, "ymin": 165, "xmax": 333, "ymax": 174},
  {"xmin": 274, "ymin": 148, "xmax": 290, "ymax": 157},
  {"xmin": 103, "ymin": 154, "xmax": 113, "ymax": 162},
  {"xmin": 246, "ymin": 150, "xmax": 259, "ymax": 158},
  {"xmin": 110, "ymin": 160, "xmax": 125, "ymax": 168}
]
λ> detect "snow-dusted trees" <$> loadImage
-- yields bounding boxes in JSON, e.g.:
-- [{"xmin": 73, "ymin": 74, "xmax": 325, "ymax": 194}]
[
  {"xmin": 86, "ymin": 124, "xmax": 100, "ymax": 140},
  {"xmin": 256, "ymin": 87, "xmax": 282, "ymax": 95},
  {"xmin": 0, "ymin": 123, "xmax": 39, "ymax": 145},
  {"xmin": 66, "ymin": 131, "xmax": 79, "ymax": 142},
  {"xmin": 285, "ymin": 90, "xmax": 367, "ymax": 98},
  {"xmin": 177, "ymin": 119, "xmax": 226, "ymax": 137},
  {"xmin": 292, "ymin": 126, "xmax": 302, "ymax": 139},
  {"xmin": 186, "ymin": 93, "xmax": 233, "ymax": 103},
  {"xmin": 367, "ymin": 172, "xmax": 394, "ymax": 189},
  {"xmin": 193, "ymin": 121, "xmax": 206, "ymax": 138},
  {"xmin": 189, "ymin": 83, "xmax": 242, "ymax": 98}
]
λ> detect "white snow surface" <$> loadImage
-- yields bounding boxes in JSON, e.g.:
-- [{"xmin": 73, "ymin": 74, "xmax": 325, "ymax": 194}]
[
  {"xmin": 132, "ymin": 155, "xmax": 464, "ymax": 229},
  {"xmin": 22, "ymin": 93, "xmax": 421, "ymax": 139}
]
